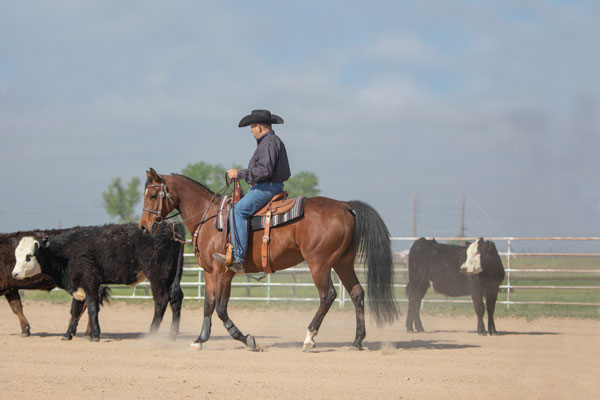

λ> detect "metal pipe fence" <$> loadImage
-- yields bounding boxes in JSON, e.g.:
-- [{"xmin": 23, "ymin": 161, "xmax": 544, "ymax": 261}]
[{"xmin": 111, "ymin": 237, "xmax": 600, "ymax": 310}]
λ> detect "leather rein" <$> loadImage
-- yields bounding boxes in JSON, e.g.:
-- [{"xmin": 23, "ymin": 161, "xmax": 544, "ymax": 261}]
[{"xmin": 142, "ymin": 179, "xmax": 234, "ymax": 244}]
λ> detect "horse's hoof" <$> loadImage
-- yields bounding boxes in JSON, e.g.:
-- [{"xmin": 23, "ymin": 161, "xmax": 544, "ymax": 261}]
[
  {"xmin": 61, "ymin": 334, "xmax": 73, "ymax": 341},
  {"xmin": 190, "ymin": 342, "xmax": 202, "ymax": 350},
  {"xmin": 245, "ymin": 334, "xmax": 257, "ymax": 350},
  {"xmin": 21, "ymin": 332, "xmax": 31, "ymax": 338},
  {"xmin": 302, "ymin": 343, "xmax": 315, "ymax": 352},
  {"xmin": 349, "ymin": 345, "xmax": 363, "ymax": 351},
  {"xmin": 90, "ymin": 336, "xmax": 100, "ymax": 342}
]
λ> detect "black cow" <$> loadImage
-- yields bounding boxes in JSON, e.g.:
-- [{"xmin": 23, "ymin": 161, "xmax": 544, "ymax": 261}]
[
  {"xmin": 405, "ymin": 238, "xmax": 505, "ymax": 335},
  {"xmin": 12, "ymin": 223, "xmax": 185, "ymax": 341}
]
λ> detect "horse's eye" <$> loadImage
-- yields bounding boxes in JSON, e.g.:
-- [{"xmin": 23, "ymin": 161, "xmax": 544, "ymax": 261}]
[
  {"xmin": 26, "ymin": 255, "xmax": 32, "ymax": 262},
  {"xmin": 150, "ymin": 194, "xmax": 158, "ymax": 200}
]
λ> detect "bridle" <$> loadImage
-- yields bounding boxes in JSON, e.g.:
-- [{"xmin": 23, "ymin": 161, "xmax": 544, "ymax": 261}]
[
  {"xmin": 142, "ymin": 177, "xmax": 235, "ymax": 245},
  {"xmin": 142, "ymin": 182, "xmax": 190, "ymax": 243},
  {"xmin": 142, "ymin": 182, "xmax": 177, "ymax": 225}
]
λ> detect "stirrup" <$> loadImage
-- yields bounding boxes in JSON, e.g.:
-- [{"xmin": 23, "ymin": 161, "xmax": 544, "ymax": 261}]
[
  {"xmin": 212, "ymin": 253, "xmax": 227, "ymax": 264},
  {"xmin": 249, "ymin": 272, "xmax": 266, "ymax": 281},
  {"xmin": 227, "ymin": 261, "xmax": 245, "ymax": 273},
  {"xmin": 213, "ymin": 244, "xmax": 234, "ymax": 266}
]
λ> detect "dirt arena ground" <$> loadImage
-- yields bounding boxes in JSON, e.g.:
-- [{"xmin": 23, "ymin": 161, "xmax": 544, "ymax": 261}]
[{"xmin": 0, "ymin": 300, "xmax": 598, "ymax": 399}]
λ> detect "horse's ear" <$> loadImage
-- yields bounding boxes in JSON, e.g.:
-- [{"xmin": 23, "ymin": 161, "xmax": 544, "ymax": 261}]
[{"xmin": 147, "ymin": 168, "xmax": 162, "ymax": 183}]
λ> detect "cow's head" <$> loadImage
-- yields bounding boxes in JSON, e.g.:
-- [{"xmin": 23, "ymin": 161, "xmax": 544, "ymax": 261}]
[
  {"xmin": 460, "ymin": 238, "xmax": 483, "ymax": 274},
  {"xmin": 12, "ymin": 237, "xmax": 46, "ymax": 279}
]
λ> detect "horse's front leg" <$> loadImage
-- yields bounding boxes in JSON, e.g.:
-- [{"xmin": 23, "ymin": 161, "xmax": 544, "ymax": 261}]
[
  {"xmin": 215, "ymin": 271, "xmax": 257, "ymax": 350},
  {"xmin": 191, "ymin": 270, "xmax": 217, "ymax": 349}
]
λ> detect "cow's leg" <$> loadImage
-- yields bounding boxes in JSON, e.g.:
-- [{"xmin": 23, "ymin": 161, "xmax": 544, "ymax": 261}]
[
  {"xmin": 406, "ymin": 280, "xmax": 429, "ymax": 332},
  {"xmin": 86, "ymin": 287, "xmax": 107, "ymax": 336},
  {"xmin": 62, "ymin": 298, "xmax": 86, "ymax": 340},
  {"xmin": 85, "ymin": 291, "xmax": 101, "ymax": 341},
  {"xmin": 5, "ymin": 290, "xmax": 30, "ymax": 337},
  {"xmin": 486, "ymin": 290, "xmax": 499, "ymax": 335},
  {"xmin": 468, "ymin": 278, "xmax": 486, "ymax": 335},
  {"xmin": 214, "ymin": 272, "xmax": 256, "ymax": 349},
  {"xmin": 83, "ymin": 304, "xmax": 92, "ymax": 337},
  {"xmin": 333, "ymin": 260, "xmax": 365, "ymax": 350},
  {"xmin": 405, "ymin": 283, "xmax": 416, "ymax": 332},
  {"xmin": 303, "ymin": 265, "xmax": 337, "ymax": 352},
  {"xmin": 191, "ymin": 270, "xmax": 216, "ymax": 349},
  {"xmin": 148, "ymin": 279, "xmax": 169, "ymax": 335},
  {"xmin": 168, "ymin": 282, "xmax": 184, "ymax": 340}
]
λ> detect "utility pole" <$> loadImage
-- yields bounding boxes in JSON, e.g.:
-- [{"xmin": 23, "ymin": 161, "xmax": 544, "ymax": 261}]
[
  {"xmin": 460, "ymin": 192, "xmax": 465, "ymax": 243},
  {"xmin": 413, "ymin": 191, "xmax": 417, "ymax": 237}
]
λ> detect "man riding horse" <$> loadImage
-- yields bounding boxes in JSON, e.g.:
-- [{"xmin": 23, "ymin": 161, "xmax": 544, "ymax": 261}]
[{"xmin": 213, "ymin": 109, "xmax": 291, "ymax": 273}]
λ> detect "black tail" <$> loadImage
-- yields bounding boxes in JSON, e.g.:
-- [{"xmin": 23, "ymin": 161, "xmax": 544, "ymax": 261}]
[
  {"xmin": 99, "ymin": 286, "xmax": 111, "ymax": 306},
  {"xmin": 348, "ymin": 200, "xmax": 399, "ymax": 326}
]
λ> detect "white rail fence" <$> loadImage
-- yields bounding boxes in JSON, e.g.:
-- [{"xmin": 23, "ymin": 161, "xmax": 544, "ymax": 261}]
[{"xmin": 111, "ymin": 237, "xmax": 600, "ymax": 310}]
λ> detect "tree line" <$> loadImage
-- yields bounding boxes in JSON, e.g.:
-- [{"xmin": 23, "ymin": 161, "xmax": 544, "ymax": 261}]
[{"xmin": 103, "ymin": 162, "xmax": 321, "ymax": 223}]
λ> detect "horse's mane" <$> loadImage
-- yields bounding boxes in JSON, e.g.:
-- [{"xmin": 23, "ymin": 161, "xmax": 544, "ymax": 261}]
[{"xmin": 171, "ymin": 174, "xmax": 216, "ymax": 195}]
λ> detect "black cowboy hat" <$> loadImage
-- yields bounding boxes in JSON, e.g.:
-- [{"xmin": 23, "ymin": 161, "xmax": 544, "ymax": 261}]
[{"xmin": 238, "ymin": 109, "xmax": 284, "ymax": 127}]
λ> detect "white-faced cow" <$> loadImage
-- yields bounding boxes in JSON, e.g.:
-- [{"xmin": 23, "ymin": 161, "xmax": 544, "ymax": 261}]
[
  {"xmin": 12, "ymin": 223, "xmax": 185, "ymax": 342},
  {"xmin": 405, "ymin": 238, "xmax": 505, "ymax": 335},
  {"xmin": 0, "ymin": 229, "xmax": 77, "ymax": 336}
]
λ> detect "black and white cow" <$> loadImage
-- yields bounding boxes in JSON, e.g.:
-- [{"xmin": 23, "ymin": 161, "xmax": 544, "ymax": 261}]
[
  {"xmin": 12, "ymin": 223, "xmax": 185, "ymax": 341},
  {"xmin": 0, "ymin": 229, "xmax": 71, "ymax": 336},
  {"xmin": 405, "ymin": 238, "xmax": 505, "ymax": 335}
]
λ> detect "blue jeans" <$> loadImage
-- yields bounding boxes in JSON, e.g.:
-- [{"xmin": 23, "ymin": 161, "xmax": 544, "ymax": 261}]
[{"xmin": 230, "ymin": 182, "xmax": 284, "ymax": 264}]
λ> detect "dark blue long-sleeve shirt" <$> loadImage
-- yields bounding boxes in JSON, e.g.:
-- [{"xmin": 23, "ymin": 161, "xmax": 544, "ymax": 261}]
[{"xmin": 237, "ymin": 130, "xmax": 291, "ymax": 184}]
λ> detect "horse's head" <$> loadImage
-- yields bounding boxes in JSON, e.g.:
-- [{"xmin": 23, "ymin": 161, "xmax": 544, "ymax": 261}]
[{"xmin": 139, "ymin": 168, "xmax": 176, "ymax": 234}]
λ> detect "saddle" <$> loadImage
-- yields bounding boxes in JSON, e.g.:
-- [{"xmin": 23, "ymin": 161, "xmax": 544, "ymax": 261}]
[
  {"xmin": 222, "ymin": 187, "xmax": 296, "ymax": 274},
  {"xmin": 253, "ymin": 191, "xmax": 294, "ymax": 274}
]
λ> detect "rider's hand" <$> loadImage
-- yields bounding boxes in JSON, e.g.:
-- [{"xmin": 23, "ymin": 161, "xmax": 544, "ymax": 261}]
[{"xmin": 227, "ymin": 169, "xmax": 239, "ymax": 179}]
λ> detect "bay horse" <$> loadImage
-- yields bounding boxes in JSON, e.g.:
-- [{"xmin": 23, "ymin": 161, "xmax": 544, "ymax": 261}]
[{"xmin": 139, "ymin": 168, "xmax": 398, "ymax": 350}]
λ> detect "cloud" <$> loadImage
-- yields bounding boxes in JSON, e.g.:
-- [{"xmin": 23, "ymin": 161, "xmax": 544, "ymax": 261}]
[
  {"xmin": 1, "ymin": 0, "xmax": 599, "ymax": 237},
  {"xmin": 366, "ymin": 34, "xmax": 438, "ymax": 64}
]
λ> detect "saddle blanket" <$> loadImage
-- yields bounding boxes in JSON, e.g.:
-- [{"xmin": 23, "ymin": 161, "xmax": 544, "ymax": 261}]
[{"xmin": 216, "ymin": 196, "xmax": 306, "ymax": 232}]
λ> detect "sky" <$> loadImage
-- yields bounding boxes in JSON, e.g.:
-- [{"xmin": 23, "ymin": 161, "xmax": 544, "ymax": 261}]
[{"xmin": 1, "ymin": 0, "xmax": 599, "ymax": 247}]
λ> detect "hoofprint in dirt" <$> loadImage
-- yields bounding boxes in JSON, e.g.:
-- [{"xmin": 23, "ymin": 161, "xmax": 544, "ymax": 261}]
[{"xmin": 0, "ymin": 301, "xmax": 597, "ymax": 400}]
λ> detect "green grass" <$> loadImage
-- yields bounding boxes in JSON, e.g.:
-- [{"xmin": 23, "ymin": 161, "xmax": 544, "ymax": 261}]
[{"xmin": 18, "ymin": 256, "xmax": 599, "ymax": 319}]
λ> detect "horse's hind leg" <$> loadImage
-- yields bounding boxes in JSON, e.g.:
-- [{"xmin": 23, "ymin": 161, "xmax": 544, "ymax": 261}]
[
  {"xmin": 333, "ymin": 263, "xmax": 365, "ymax": 350},
  {"xmin": 5, "ymin": 290, "xmax": 31, "ymax": 337},
  {"xmin": 303, "ymin": 267, "xmax": 337, "ymax": 352}
]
